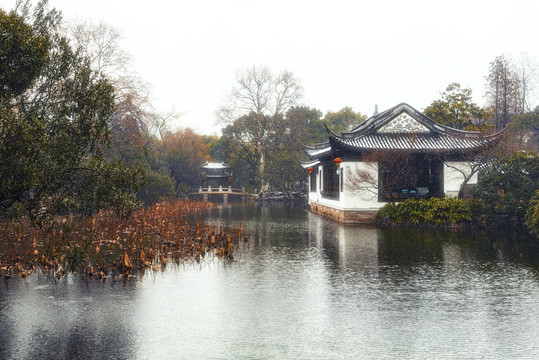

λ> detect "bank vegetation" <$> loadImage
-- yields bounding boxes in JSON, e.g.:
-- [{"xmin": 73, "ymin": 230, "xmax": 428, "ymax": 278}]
[{"xmin": 377, "ymin": 152, "xmax": 539, "ymax": 238}]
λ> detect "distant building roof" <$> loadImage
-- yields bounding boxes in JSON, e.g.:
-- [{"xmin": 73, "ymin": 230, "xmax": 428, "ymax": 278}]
[{"xmin": 201, "ymin": 162, "xmax": 229, "ymax": 170}]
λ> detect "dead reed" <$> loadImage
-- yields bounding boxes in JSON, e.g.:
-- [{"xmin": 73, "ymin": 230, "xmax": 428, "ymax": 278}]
[{"xmin": 0, "ymin": 199, "xmax": 249, "ymax": 281}]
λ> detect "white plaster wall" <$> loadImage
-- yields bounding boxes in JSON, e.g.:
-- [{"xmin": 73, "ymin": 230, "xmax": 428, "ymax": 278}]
[
  {"xmin": 310, "ymin": 162, "xmax": 383, "ymax": 210},
  {"xmin": 444, "ymin": 161, "xmax": 478, "ymax": 197},
  {"xmin": 342, "ymin": 162, "xmax": 383, "ymax": 209},
  {"xmin": 308, "ymin": 167, "xmax": 323, "ymax": 204}
]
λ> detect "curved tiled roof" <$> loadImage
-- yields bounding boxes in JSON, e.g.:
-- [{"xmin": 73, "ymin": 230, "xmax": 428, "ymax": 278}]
[
  {"xmin": 329, "ymin": 131, "xmax": 491, "ymax": 152},
  {"xmin": 299, "ymin": 159, "xmax": 321, "ymax": 169},
  {"xmin": 343, "ymin": 103, "xmax": 484, "ymax": 139},
  {"xmin": 303, "ymin": 144, "xmax": 332, "ymax": 158},
  {"xmin": 303, "ymin": 103, "xmax": 500, "ymax": 158}
]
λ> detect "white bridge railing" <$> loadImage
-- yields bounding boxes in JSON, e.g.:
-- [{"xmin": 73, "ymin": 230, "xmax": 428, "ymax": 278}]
[{"xmin": 198, "ymin": 186, "xmax": 245, "ymax": 194}]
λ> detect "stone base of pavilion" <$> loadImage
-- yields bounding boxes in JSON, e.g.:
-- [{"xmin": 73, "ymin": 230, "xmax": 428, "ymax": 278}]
[{"xmin": 309, "ymin": 202, "xmax": 380, "ymax": 224}]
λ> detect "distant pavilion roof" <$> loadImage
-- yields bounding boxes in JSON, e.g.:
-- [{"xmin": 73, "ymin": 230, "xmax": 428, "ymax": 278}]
[
  {"xmin": 302, "ymin": 103, "xmax": 500, "ymax": 163},
  {"xmin": 201, "ymin": 162, "xmax": 229, "ymax": 170},
  {"xmin": 201, "ymin": 162, "xmax": 231, "ymax": 178}
]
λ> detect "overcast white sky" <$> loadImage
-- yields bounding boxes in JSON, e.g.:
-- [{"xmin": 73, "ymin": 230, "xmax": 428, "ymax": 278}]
[{"xmin": 2, "ymin": 0, "xmax": 538, "ymax": 135}]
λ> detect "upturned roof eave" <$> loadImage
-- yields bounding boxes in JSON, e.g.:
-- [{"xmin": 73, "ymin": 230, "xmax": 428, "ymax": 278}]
[
  {"xmin": 300, "ymin": 159, "xmax": 321, "ymax": 169},
  {"xmin": 304, "ymin": 146, "xmax": 333, "ymax": 160},
  {"xmin": 300, "ymin": 140, "xmax": 331, "ymax": 151}
]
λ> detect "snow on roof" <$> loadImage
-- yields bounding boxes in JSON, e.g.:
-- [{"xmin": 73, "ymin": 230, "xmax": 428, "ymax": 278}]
[
  {"xmin": 335, "ymin": 132, "xmax": 489, "ymax": 151},
  {"xmin": 201, "ymin": 162, "xmax": 229, "ymax": 169},
  {"xmin": 300, "ymin": 160, "xmax": 321, "ymax": 169}
]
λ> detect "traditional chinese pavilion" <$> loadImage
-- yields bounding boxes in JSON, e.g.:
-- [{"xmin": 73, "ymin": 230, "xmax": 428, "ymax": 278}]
[
  {"xmin": 190, "ymin": 162, "xmax": 246, "ymax": 202},
  {"xmin": 302, "ymin": 103, "xmax": 499, "ymax": 223},
  {"xmin": 200, "ymin": 162, "xmax": 232, "ymax": 188}
]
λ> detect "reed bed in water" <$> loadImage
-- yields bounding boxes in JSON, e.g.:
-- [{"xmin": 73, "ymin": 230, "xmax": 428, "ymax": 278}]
[{"xmin": 0, "ymin": 200, "xmax": 249, "ymax": 280}]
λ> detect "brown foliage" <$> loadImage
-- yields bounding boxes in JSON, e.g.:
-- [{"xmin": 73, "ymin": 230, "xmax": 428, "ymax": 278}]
[{"xmin": 0, "ymin": 200, "xmax": 249, "ymax": 281}]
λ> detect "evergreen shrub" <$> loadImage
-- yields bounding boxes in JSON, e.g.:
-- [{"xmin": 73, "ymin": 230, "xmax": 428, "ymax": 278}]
[
  {"xmin": 376, "ymin": 197, "xmax": 474, "ymax": 227},
  {"xmin": 526, "ymin": 190, "xmax": 539, "ymax": 238}
]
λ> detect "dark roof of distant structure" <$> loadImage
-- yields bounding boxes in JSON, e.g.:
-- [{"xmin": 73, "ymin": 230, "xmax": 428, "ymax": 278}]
[{"xmin": 302, "ymin": 103, "xmax": 500, "ymax": 163}]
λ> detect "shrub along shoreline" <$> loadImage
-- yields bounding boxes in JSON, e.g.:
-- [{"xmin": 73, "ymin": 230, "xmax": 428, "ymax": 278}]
[
  {"xmin": 376, "ymin": 151, "xmax": 539, "ymax": 239},
  {"xmin": 375, "ymin": 197, "xmax": 534, "ymax": 236}
]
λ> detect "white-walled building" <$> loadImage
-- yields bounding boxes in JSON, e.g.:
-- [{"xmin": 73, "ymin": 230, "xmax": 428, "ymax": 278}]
[{"xmin": 302, "ymin": 103, "xmax": 499, "ymax": 223}]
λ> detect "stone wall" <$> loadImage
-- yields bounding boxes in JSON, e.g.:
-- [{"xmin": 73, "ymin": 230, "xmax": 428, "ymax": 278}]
[{"xmin": 310, "ymin": 202, "xmax": 378, "ymax": 224}]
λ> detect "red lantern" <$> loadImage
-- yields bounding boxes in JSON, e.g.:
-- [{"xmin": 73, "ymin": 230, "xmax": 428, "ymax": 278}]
[
  {"xmin": 333, "ymin": 157, "xmax": 342, "ymax": 167},
  {"xmin": 228, "ymin": 177, "xmax": 232, "ymax": 181},
  {"xmin": 307, "ymin": 167, "xmax": 314, "ymax": 174}
]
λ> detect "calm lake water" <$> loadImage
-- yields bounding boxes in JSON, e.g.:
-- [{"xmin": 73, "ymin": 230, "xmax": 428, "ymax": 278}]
[{"xmin": 1, "ymin": 202, "xmax": 539, "ymax": 360}]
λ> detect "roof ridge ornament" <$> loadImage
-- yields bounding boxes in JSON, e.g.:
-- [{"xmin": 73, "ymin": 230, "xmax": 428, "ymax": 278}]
[{"xmin": 377, "ymin": 112, "xmax": 430, "ymax": 134}]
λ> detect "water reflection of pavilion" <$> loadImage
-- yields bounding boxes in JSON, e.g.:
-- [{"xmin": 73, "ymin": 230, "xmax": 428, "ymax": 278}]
[
  {"xmin": 307, "ymin": 211, "xmax": 474, "ymax": 270},
  {"xmin": 308, "ymin": 211, "xmax": 379, "ymax": 268}
]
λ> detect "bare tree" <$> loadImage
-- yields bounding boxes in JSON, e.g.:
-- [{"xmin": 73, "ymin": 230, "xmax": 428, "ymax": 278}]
[
  {"xmin": 147, "ymin": 110, "xmax": 184, "ymax": 163},
  {"xmin": 517, "ymin": 53, "xmax": 538, "ymax": 113},
  {"xmin": 65, "ymin": 20, "xmax": 153, "ymax": 146},
  {"xmin": 345, "ymin": 163, "xmax": 378, "ymax": 196},
  {"xmin": 442, "ymin": 156, "xmax": 489, "ymax": 199},
  {"xmin": 67, "ymin": 20, "xmax": 131, "ymax": 78},
  {"xmin": 217, "ymin": 66, "xmax": 303, "ymax": 189},
  {"xmin": 147, "ymin": 112, "xmax": 174, "ymax": 141},
  {"xmin": 66, "ymin": 21, "xmax": 151, "ymax": 105},
  {"xmin": 485, "ymin": 55, "xmax": 523, "ymax": 129},
  {"xmin": 345, "ymin": 148, "xmax": 415, "ymax": 200}
]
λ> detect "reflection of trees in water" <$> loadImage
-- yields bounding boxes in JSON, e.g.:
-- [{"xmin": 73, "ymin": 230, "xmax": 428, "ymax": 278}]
[
  {"xmin": 377, "ymin": 228, "xmax": 445, "ymax": 266},
  {"xmin": 377, "ymin": 227, "xmax": 539, "ymax": 273},
  {"xmin": 307, "ymin": 211, "xmax": 539, "ymax": 275},
  {"xmin": 214, "ymin": 202, "xmax": 539, "ymax": 274},
  {"xmin": 249, "ymin": 202, "xmax": 310, "ymax": 247}
]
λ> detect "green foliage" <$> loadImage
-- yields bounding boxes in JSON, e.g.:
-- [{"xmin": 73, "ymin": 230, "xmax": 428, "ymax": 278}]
[
  {"xmin": 512, "ymin": 108, "xmax": 539, "ymax": 133},
  {"xmin": 201, "ymin": 135, "xmax": 222, "ymax": 161},
  {"xmin": 424, "ymin": 83, "xmax": 489, "ymax": 130},
  {"xmin": 218, "ymin": 104, "xmax": 368, "ymax": 193},
  {"xmin": 322, "ymin": 106, "xmax": 367, "ymax": 133},
  {"xmin": 160, "ymin": 129, "xmax": 209, "ymax": 192},
  {"xmin": 377, "ymin": 197, "xmax": 474, "ymax": 226},
  {"xmin": 285, "ymin": 106, "xmax": 325, "ymax": 144},
  {"xmin": 219, "ymin": 113, "xmax": 262, "ymax": 187},
  {"xmin": 265, "ymin": 146, "xmax": 305, "ymax": 192},
  {"xmin": 0, "ymin": 1, "xmax": 143, "ymax": 221},
  {"xmin": 509, "ymin": 108, "xmax": 539, "ymax": 152},
  {"xmin": 136, "ymin": 169, "xmax": 175, "ymax": 206},
  {"xmin": 0, "ymin": 7, "xmax": 50, "ymax": 97},
  {"xmin": 526, "ymin": 190, "xmax": 539, "ymax": 238},
  {"xmin": 474, "ymin": 151, "xmax": 539, "ymax": 220}
]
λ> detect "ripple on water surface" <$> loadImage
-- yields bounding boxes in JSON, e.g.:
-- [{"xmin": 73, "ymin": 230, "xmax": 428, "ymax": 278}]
[{"xmin": 1, "ymin": 202, "xmax": 538, "ymax": 359}]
